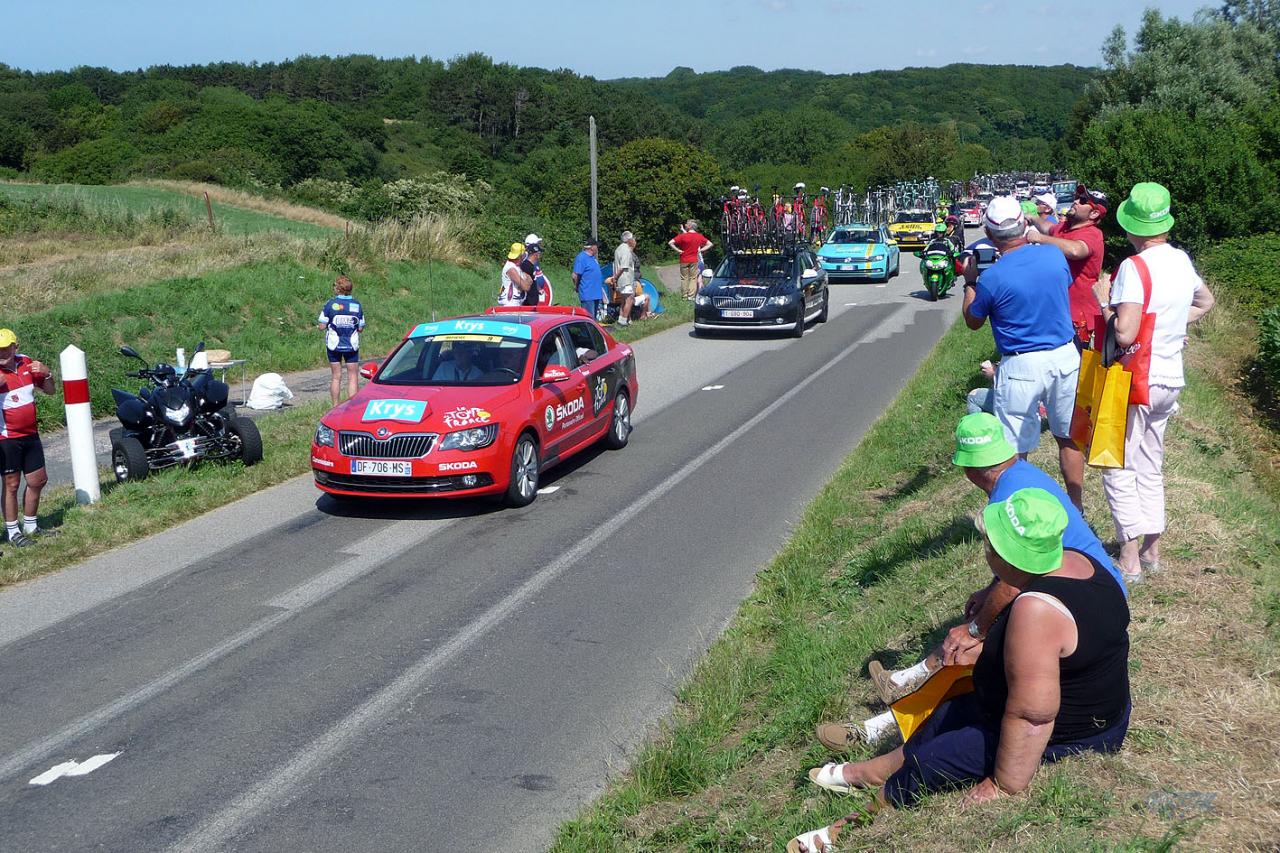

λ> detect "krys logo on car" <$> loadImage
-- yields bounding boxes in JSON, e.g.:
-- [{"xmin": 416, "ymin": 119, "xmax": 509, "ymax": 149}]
[{"xmin": 362, "ymin": 399, "xmax": 428, "ymax": 422}]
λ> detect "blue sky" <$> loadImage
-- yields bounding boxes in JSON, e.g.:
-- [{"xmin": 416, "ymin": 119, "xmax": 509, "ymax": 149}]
[{"xmin": 4, "ymin": 0, "xmax": 1211, "ymax": 78}]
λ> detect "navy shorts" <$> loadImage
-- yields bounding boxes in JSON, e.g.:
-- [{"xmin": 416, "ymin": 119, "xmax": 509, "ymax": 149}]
[
  {"xmin": 883, "ymin": 692, "xmax": 1130, "ymax": 808},
  {"xmin": 327, "ymin": 350, "xmax": 359, "ymax": 364},
  {"xmin": 0, "ymin": 435, "xmax": 46, "ymax": 476}
]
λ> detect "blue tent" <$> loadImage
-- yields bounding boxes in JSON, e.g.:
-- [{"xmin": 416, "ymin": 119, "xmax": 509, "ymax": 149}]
[{"xmin": 598, "ymin": 262, "xmax": 666, "ymax": 315}]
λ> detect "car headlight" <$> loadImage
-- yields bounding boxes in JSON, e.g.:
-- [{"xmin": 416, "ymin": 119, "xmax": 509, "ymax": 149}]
[
  {"xmin": 871, "ymin": 254, "xmax": 885, "ymax": 261},
  {"xmin": 439, "ymin": 423, "xmax": 498, "ymax": 451},
  {"xmin": 694, "ymin": 294, "xmax": 711, "ymax": 306},
  {"xmin": 315, "ymin": 423, "xmax": 335, "ymax": 447},
  {"xmin": 164, "ymin": 403, "xmax": 191, "ymax": 425},
  {"xmin": 767, "ymin": 293, "xmax": 797, "ymax": 306}
]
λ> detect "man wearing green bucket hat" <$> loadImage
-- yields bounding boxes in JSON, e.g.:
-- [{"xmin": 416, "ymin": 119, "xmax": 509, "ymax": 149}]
[
  {"xmin": 1092, "ymin": 183, "xmax": 1216, "ymax": 581},
  {"xmin": 793, "ymin": 488, "xmax": 1130, "ymax": 845},
  {"xmin": 813, "ymin": 414, "xmax": 1123, "ymax": 751}
]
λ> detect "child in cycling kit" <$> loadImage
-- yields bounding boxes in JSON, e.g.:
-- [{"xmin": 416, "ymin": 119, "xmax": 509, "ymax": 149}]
[{"xmin": 317, "ymin": 276, "xmax": 365, "ymax": 363}]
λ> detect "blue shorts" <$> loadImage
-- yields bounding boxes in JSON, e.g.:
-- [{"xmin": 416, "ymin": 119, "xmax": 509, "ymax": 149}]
[
  {"xmin": 883, "ymin": 692, "xmax": 1129, "ymax": 808},
  {"xmin": 327, "ymin": 350, "xmax": 359, "ymax": 364}
]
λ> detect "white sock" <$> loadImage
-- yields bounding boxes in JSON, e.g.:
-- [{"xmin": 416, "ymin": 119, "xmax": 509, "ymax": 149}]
[
  {"xmin": 6, "ymin": 521, "xmax": 20, "ymax": 540},
  {"xmin": 890, "ymin": 659, "xmax": 932, "ymax": 687},
  {"xmin": 22, "ymin": 515, "xmax": 37, "ymax": 534},
  {"xmin": 860, "ymin": 710, "xmax": 899, "ymax": 743}
]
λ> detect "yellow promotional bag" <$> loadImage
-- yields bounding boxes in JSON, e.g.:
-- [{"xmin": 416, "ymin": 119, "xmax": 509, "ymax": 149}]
[
  {"xmin": 890, "ymin": 665, "xmax": 974, "ymax": 741},
  {"xmin": 1087, "ymin": 363, "xmax": 1131, "ymax": 469}
]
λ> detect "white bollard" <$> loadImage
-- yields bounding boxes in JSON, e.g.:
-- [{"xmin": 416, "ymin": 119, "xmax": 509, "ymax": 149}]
[{"xmin": 59, "ymin": 345, "xmax": 100, "ymax": 505}]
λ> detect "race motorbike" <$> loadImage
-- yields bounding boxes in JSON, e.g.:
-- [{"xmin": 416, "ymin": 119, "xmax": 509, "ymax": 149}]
[
  {"xmin": 109, "ymin": 343, "xmax": 263, "ymax": 482},
  {"xmin": 918, "ymin": 238, "xmax": 958, "ymax": 301}
]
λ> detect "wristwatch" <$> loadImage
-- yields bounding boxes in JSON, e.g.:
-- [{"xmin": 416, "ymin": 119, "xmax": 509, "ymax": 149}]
[{"xmin": 967, "ymin": 620, "xmax": 982, "ymax": 639}]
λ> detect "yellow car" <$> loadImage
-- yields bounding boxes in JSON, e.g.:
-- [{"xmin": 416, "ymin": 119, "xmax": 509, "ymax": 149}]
[{"xmin": 888, "ymin": 210, "xmax": 937, "ymax": 250}]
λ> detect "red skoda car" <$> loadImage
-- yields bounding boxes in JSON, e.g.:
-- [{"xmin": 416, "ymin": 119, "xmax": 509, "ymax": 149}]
[{"xmin": 311, "ymin": 307, "xmax": 637, "ymax": 506}]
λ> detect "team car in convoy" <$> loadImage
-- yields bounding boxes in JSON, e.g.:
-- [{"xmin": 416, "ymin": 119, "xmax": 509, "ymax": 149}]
[
  {"xmin": 958, "ymin": 198, "xmax": 982, "ymax": 227},
  {"xmin": 815, "ymin": 224, "xmax": 900, "ymax": 282},
  {"xmin": 887, "ymin": 209, "xmax": 936, "ymax": 251},
  {"xmin": 311, "ymin": 307, "xmax": 637, "ymax": 506},
  {"xmin": 693, "ymin": 247, "xmax": 829, "ymax": 337}
]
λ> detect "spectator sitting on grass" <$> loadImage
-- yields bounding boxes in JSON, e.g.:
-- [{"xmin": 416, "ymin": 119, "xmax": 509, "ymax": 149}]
[
  {"xmin": 813, "ymin": 413, "xmax": 1124, "ymax": 753},
  {"xmin": 791, "ymin": 488, "xmax": 1131, "ymax": 852},
  {"xmin": 966, "ymin": 359, "xmax": 997, "ymax": 415}
]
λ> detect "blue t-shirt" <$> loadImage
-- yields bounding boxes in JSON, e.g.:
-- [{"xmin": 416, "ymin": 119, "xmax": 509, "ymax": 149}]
[
  {"xmin": 573, "ymin": 250, "xmax": 605, "ymax": 301},
  {"xmin": 318, "ymin": 294, "xmax": 365, "ymax": 352},
  {"xmin": 968, "ymin": 244, "xmax": 1073, "ymax": 355},
  {"xmin": 990, "ymin": 459, "xmax": 1126, "ymax": 596}
]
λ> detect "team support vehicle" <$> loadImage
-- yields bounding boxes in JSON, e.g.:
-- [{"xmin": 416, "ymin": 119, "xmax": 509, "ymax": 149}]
[
  {"xmin": 693, "ymin": 246, "xmax": 829, "ymax": 338},
  {"xmin": 815, "ymin": 223, "xmax": 900, "ymax": 282},
  {"xmin": 887, "ymin": 209, "xmax": 936, "ymax": 251},
  {"xmin": 957, "ymin": 198, "xmax": 982, "ymax": 227},
  {"xmin": 311, "ymin": 307, "xmax": 637, "ymax": 507},
  {"xmin": 1053, "ymin": 179, "xmax": 1078, "ymax": 218}
]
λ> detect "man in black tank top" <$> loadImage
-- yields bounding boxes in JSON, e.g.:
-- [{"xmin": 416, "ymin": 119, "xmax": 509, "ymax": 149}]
[{"xmin": 792, "ymin": 489, "xmax": 1130, "ymax": 851}]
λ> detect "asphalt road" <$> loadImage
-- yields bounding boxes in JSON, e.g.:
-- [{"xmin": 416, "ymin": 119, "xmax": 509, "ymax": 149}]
[{"xmin": 0, "ymin": 258, "xmax": 960, "ymax": 852}]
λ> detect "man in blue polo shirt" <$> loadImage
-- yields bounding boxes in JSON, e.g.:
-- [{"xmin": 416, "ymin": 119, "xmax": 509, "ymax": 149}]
[
  {"xmin": 962, "ymin": 195, "xmax": 1084, "ymax": 512},
  {"xmin": 813, "ymin": 413, "xmax": 1126, "ymax": 749},
  {"xmin": 572, "ymin": 239, "xmax": 605, "ymax": 320}
]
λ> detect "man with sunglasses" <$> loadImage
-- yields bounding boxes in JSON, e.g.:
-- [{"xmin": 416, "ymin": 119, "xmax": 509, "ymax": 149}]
[{"xmin": 1027, "ymin": 186, "xmax": 1109, "ymax": 345}]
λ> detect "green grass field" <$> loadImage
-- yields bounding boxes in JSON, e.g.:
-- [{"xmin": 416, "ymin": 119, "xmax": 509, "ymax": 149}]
[{"xmin": 0, "ymin": 182, "xmax": 331, "ymax": 237}]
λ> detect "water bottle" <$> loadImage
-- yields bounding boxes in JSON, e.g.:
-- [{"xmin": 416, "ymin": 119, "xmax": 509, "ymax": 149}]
[{"xmin": 176, "ymin": 347, "xmax": 187, "ymax": 376}]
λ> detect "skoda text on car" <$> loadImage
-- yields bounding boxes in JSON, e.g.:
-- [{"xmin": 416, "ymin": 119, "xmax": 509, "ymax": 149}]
[
  {"xmin": 887, "ymin": 209, "xmax": 936, "ymax": 251},
  {"xmin": 816, "ymin": 223, "xmax": 900, "ymax": 283},
  {"xmin": 311, "ymin": 307, "xmax": 637, "ymax": 507},
  {"xmin": 693, "ymin": 247, "xmax": 829, "ymax": 337}
]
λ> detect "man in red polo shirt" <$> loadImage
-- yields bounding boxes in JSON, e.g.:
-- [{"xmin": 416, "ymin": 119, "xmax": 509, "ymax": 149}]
[
  {"xmin": 0, "ymin": 328, "xmax": 59, "ymax": 547},
  {"xmin": 1027, "ymin": 185, "xmax": 1109, "ymax": 344},
  {"xmin": 668, "ymin": 220, "xmax": 714, "ymax": 300}
]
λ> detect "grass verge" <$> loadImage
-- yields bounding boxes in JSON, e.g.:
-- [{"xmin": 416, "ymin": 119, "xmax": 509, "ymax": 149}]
[{"xmin": 551, "ymin": 307, "xmax": 1280, "ymax": 850}]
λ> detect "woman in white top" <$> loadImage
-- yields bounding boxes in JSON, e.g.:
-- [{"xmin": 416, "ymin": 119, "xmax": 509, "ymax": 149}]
[
  {"xmin": 498, "ymin": 242, "xmax": 532, "ymax": 307},
  {"xmin": 1093, "ymin": 183, "xmax": 1215, "ymax": 581}
]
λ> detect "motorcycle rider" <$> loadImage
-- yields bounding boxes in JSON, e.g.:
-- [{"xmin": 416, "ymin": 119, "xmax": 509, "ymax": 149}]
[{"xmin": 944, "ymin": 215, "xmax": 965, "ymax": 252}]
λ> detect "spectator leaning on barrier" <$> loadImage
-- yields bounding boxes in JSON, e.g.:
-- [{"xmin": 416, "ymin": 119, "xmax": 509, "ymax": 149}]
[
  {"xmin": 317, "ymin": 275, "xmax": 366, "ymax": 406},
  {"xmin": 962, "ymin": 196, "xmax": 1086, "ymax": 512},
  {"xmin": 613, "ymin": 230, "xmax": 640, "ymax": 326},
  {"xmin": 572, "ymin": 239, "xmax": 605, "ymax": 320},
  {"xmin": 498, "ymin": 242, "xmax": 533, "ymax": 307},
  {"xmin": 0, "ymin": 328, "xmax": 59, "ymax": 547},
  {"xmin": 669, "ymin": 220, "xmax": 713, "ymax": 300},
  {"xmin": 1093, "ymin": 182, "xmax": 1215, "ymax": 583},
  {"xmin": 792, "ymin": 488, "xmax": 1130, "ymax": 852},
  {"xmin": 1028, "ymin": 185, "xmax": 1108, "ymax": 345}
]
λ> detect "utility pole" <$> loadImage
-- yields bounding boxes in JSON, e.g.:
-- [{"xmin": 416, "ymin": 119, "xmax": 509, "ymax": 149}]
[{"xmin": 589, "ymin": 115, "xmax": 598, "ymax": 242}]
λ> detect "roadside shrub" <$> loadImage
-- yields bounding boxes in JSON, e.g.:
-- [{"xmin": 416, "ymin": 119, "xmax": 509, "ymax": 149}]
[
  {"xmin": 1197, "ymin": 232, "xmax": 1280, "ymax": 317},
  {"xmin": 31, "ymin": 137, "xmax": 141, "ymax": 184},
  {"xmin": 1258, "ymin": 304, "xmax": 1280, "ymax": 401},
  {"xmin": 290, "ymin": 173, "xmax": 492, "ymax": 225}
]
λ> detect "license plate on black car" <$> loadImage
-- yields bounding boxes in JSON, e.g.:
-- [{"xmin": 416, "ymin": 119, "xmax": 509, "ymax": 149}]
[
  {"xmin": 722, "ymin": 309, "xmax": 754, "ymax": 318},
  {"xmin": 351, "ymin": 460, "xmax": 412, "ymax": 477}
]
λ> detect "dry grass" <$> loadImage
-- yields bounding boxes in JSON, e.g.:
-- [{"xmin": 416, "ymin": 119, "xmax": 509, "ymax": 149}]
[{"xmin": 132, "ymin": 179, "xmax": 351, "ymax": 230}]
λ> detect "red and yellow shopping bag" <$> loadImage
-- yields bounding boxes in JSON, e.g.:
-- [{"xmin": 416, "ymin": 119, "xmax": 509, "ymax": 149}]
[
  {"xmin": 1086, "ymin": 363, "xmax": 1131, "ymax": 469},
  {"xmin": 1069, "ymin": 347, "xmax": 1101, "ymax": 450}
]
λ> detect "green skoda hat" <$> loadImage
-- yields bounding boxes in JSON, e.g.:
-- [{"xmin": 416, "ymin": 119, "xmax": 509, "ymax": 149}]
[
  {"xmin": 952, "ymin": 412, "xmax": 1016, "ymax": 468},
  {"xmin": 1116, "ymin": 182, "xmax": 1175, "ymax": 237},
  {"xmin": 983, "ymin": 488, "xmax": 1068, "ymax": 574}
]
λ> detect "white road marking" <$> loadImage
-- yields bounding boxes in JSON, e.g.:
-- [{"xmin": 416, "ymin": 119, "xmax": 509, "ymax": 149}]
[
  {"xmin": 701, "ymin": 385, "xmax": 724, "ymax": 391},
  {"xmin": 29, "ymin": 753, "xmax": 120, "ymax": 786},
  {"xmin": 876, "ymin": 284, "xmax": 887, "ymax": 288},
  {"xmin": 0, "ymin": 520, "xmax": 453, "ymax": 784},
  {"xmin": 844, "ymin": 303, "xmax": 858, "ymax": 306},
  {"xmin": 535, "ymin": 486, "xmax": 560, "ymax": 495},
  {"xmin": 169, "ymin": 302, "xmax": 913, "ymax": 853}
]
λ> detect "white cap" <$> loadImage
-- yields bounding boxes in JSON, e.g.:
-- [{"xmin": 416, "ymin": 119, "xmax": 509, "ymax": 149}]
[
  {"xmin": 794, "ymin": 182, "xmax": 806, "ymax": 190},
  {"xmin": 524, "ymin": 233, "xmax": 542, "ymax": 246},
  {"xmin": 1034, "ymin": 192, "xmax": 1057, "ymax": 210},
  {"xmin": 983, "ymin": 196, "xmax": 1025, "ymax": 229}
]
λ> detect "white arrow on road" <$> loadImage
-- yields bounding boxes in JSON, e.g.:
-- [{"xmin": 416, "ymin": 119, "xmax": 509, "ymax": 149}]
[{"xmin": 29, "ymin": 753, "xmax": 120, "ymax": 786}]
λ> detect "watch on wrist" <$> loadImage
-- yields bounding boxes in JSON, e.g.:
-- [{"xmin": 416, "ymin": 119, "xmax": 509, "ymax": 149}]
[{"xmin": 967, "ymin": 619, "xmax": 981, "ymax": 639}]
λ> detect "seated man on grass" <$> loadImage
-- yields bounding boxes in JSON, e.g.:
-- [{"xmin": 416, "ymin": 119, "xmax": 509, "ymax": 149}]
[
  {"xmin": 814, "ymin": 412, "xmax": 1124, "ymax": 751},
  {"xmin": 790, "ymin": 489, "xmax": 1131, "ymax": 852}
]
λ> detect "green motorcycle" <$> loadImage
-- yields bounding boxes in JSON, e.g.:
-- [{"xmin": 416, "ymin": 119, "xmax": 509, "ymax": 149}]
[{"xmin": 917, "ymin": 226, "xmax": 957, "ymax": 301}]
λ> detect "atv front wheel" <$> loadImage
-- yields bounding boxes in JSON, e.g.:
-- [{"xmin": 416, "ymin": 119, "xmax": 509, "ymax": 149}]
[
  {"xmin": 112, "ymin": 436, "xmax": 150, "ymax": 482},
  {"xmin": 228, "ymin": 417, "xmax": 263, "ymax": 466}
]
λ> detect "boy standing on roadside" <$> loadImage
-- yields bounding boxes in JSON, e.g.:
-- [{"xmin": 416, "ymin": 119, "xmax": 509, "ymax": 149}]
[{"xmin": 0, "ymin": 328, "xmax": 58, "ymax": 547}]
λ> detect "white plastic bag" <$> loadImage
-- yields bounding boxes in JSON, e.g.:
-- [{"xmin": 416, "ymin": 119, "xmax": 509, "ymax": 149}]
[{"xmin": 246, "ymin": 372, "xmax": 294, "ymax": 410}]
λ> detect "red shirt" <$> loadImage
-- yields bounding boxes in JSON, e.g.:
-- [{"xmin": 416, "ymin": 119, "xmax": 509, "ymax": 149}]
[
  {"xmin": 1051, "ymin": 220, "xmax": 1104, "ymax": 335},
  {"xmin": 672, "ymin": 231, "xmax": 711, "ymax": 265},
  {"xmin": 1, "ymin": 355, "xmax": 41, "ymax": 438}
]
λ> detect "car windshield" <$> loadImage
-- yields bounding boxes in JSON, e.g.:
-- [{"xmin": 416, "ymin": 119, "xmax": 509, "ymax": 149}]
[
  {"xmin": 717, "ymin": 254, "xmax": 791, "ymax": 278},
  {"xmin": 375, "ymin": 324, "xmax": 532, "ymax": 386},
  {"xmin": 1054, "ymin": 181, "xmax": 1078, "ymax": 201},
  {"xmin": 894, "ymin": 212, "xmax": 934, "ymax": 224},
  {"xmin": 829, "ymin": 229, "xmax": 878, "ymax": 244}
]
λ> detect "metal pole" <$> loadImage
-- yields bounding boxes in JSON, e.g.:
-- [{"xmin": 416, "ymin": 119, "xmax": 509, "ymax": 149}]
[{"xmin": 589, "ymin": 116, "xmax": 598, "ymax": 242}]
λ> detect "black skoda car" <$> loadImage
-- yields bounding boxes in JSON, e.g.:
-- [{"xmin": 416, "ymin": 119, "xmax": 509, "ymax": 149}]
[{"xmin": 692, "ymin": 248, "xmax": 829, "ymax": 338}]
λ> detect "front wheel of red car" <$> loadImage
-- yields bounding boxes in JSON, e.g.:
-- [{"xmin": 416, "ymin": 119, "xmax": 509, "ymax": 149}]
[
  {"xmin": 505, "ymin": 433, "xmax": 540, "ymax": 507},
  {"xmin": 605, "ymin": 390, "xmax": 631, "ymax": 450}
]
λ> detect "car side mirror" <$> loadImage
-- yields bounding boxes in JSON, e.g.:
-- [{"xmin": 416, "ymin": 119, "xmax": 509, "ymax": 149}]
[
  {"xmin": 700, "ymin": 269, "xmax": 713, "ymax": 279},
  {"xmin": 359, "ymin": 362, "xmax": 378, "ymax": 380},
  {"xmin": 539, "ymin": 365, "xmax": 571, "ymax": 384},
  {"xmin": 801, "ymin": 269, "xmax": 818, "ymax": 281}
]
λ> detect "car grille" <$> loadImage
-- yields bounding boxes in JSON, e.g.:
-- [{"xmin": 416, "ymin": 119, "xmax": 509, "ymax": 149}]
[
  {"xmin": 713, "ymin": 296, "xmax": 766, "ymax": 309},
  {"xmin": 338, "ymin": 431, "xmax": 436, "ymax": 459},
  {"xmin": 315, "ymin": 471, "xmax": 493, "ymax": 494}
]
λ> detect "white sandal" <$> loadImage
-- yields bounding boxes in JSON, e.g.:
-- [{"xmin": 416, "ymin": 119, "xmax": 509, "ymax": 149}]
[
  {"xmin": 808, "ymin": 762, "xmax": 855, "ymax": 794},
  {"xmin": 787, "ymin": 824, "xmax": 836, "ymax": 853}
]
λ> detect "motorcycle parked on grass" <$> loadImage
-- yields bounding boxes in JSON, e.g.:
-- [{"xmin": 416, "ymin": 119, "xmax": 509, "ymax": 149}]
[{"xmin": 109, "ymin": 343, "xmax": 262, "ymax": 482}]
